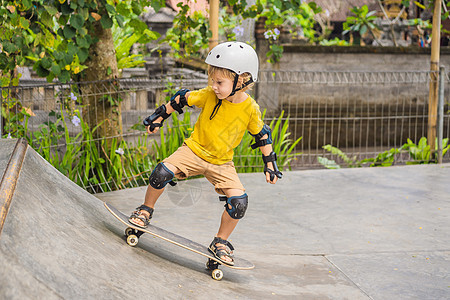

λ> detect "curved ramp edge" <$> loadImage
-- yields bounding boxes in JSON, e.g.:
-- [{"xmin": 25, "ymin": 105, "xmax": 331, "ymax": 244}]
[{"xmin": 0, "ymin": 138, "xmax": 28, "ymax": 236}]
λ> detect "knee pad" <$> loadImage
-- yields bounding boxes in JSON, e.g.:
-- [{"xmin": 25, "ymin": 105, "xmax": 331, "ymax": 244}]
[
  {"xmin": 149, "ymin": 163, "xmax": 175, "ymax": 189},
  {"xmin": 220, "ymin": 194, "xmax": 248, "ymax": 219}
]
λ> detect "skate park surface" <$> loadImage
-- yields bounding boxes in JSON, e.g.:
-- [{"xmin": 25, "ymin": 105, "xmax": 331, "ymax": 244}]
[{"xmin": 1, "ymin": 138, "xmax": 449, "ymax": 299}]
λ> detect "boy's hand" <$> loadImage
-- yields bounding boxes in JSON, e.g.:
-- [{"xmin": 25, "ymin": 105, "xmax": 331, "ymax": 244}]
[
  {"xmin": 146, "ymin": 117, "xmax": 163, "ymax": 134},
  {"xmin": 143, "ymin": 104, "xmax": 172, "ymax": 134},
  {"xmin": 262, "ymin": 152, "xmax": 283, "ymax": 184},
  {"xmin": 146, "ymin": 126, "xmax": 159, "ymax": 134},
  {"xmin": 265, "ymin": 162, "xmax": 280, "ymax": 184}
]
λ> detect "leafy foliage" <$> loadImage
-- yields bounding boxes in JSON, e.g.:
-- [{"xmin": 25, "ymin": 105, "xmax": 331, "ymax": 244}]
[
  {"xmin": 233, "ymin": 0, "xmax": 322, "ymax": 63},
  {"xmin": 167, "ymin": 0, "xmax": 322, "ymax": 63},
  {"xmin": 112, "ymin": 22, "xmax": 160, "ymax": 70},
  {"xmin": 343, "ymin": 5, "xmax": 379, "ymax": 42},
  {"xmin": 0, "ymin": 0, "xmax": 163, "ymax": 84},
  {"xmin": 233, "ymin": 110, "xmax": 302, "ymax": 173},
  {"xmin": 318, "ymin": 137, "xmax": 450, "ymax": 169},
  {"xmin": 403, "ymin": 137, "xmax": 450, "ymax": 164},
  {"xmin": 164, "ymin": 3, "xmax": 210, "ymax": 59}
]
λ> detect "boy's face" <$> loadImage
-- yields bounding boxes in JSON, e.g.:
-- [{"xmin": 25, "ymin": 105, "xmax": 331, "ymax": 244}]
[{"xmin": 210, "ymin": 72, "xmax": 234, "ymax": 100}]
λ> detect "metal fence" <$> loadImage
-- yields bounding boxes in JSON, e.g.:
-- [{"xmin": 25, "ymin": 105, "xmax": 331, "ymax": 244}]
[
  {"xmin": 257, "ymin": 69, "xmax": 450, "ymax": 168},
  {"xmin": 1, "ymin": 69, "xmax": 449, "ymax": 193}
]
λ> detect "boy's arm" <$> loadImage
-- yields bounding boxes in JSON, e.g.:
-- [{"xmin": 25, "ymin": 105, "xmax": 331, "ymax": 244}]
[
  {"xmin": 250, "ymin": 125, "xmax": 282, "ymax": 184},
  {"xmin": 143, "ymin": 89, "xmax": 190, "ymax": 134}
]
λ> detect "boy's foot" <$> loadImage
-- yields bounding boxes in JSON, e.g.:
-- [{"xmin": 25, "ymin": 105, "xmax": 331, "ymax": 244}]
[
  {"xmin": 129, "ymin": 205, "xmax": 154, "ymax": 228},
  {"xmin": 208, "ymin": 237, "xmax": 235, "ymax": 266}
]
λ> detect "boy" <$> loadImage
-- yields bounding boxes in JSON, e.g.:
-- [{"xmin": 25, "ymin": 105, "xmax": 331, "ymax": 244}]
[{"xmin": 130, "ymin": 42, "xmax": 282, "ymax": 265}]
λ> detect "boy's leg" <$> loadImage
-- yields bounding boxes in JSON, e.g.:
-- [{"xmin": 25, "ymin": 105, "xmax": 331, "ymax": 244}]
[
  {"xmin": 216, "ymin": 188, "xmax": 243, "ymax": 239},
  {"xmin": 213, "ymin": 188, "xmax": 244, "ymax": 263},
  {"xmin": 130, "ymin": 162, "xmax": 180, "ymax": 227},
  {"xmin": 203, "ymin": 160, "xmax": 247, "ymax": 264},
  {"xmin": 216, "ymin": 211, "xmax": 239, "ymax": 241}
]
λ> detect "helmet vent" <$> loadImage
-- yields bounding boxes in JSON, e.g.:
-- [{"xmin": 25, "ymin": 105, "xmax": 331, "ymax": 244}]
[{"xmin": 216, "ymin": 55, "xmax": 220, "ymax": 59}]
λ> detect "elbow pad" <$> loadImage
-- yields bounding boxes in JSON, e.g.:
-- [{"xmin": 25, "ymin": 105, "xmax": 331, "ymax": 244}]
[
  {"xmin": 170, "ymin": 89, "xmax": 190, "ymax": 114},
  {"xmin": 250, "ymin": 124, "xmax": 273, "ymax": 149}
]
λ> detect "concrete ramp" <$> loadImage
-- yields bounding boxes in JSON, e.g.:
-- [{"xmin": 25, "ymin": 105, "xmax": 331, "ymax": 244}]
[
  {"xmin": 0, "ymin": 140, "xmax": 253, "ymax": 298},
  {"xmin": 2, "ymin": 139, "xmax": 354, "ymax": 299},
  {"xmin": 1, "ymin": 138, "xmax": 449, "ymax": 299}
]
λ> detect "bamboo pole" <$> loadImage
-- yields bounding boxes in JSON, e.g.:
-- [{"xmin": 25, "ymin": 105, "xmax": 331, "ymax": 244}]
[
  {"xmin": 437, "ymin": 66, "xmax": 445, "ymax": 164},
  {"xmin": 427, "ymin": 0, "xmax": 442, "ymax": 158},
  {"xmin": 209, "ymin": 0, "xmax": 219, "ymax": 51},
  {"xmin": 208, "ymin": 0, "xmax": 219, "ymax": 85}
]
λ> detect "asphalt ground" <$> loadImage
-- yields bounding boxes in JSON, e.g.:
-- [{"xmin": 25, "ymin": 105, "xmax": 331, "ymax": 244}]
[{"xmin": 1, "ymin": 138, "xmax": 449, "ymax": 299}]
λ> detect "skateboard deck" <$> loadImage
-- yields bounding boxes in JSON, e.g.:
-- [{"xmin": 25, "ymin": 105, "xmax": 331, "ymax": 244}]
[{"xmin": 104, "ymin": 202, "xmax": 254, "ymax": 280}]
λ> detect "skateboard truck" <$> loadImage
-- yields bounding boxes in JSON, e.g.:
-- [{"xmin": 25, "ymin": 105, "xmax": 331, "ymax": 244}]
[
  {"xmin": 206, "ymin": 259, "xmax": 223, "ymax": 280},
  {"xmin": 125, "ymin": 227, "xmax": 144, "ymax": 247}
]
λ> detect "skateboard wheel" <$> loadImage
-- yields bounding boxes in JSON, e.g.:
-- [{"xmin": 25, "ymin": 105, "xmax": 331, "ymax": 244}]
[
  {"xmin": 127, "ymin": 234, "xmax": 139, "ymax": 247},
  {"xmin": 211, "ymin": 269, "xmax": 223, "ymax": 281},
  {"xmin": 125, "ymin": 227, "xmax": 134, "ymax": 236}
]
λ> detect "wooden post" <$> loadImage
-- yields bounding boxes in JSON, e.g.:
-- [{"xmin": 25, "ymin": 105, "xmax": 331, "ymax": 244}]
[
  {"xmin": 208, "ymin": 0, "xmax": 219, "ymax": 85},
  {"xmin": 437, "ymin": 66, "xmax": 445, "ymax": 164},
  {"xmin": 427, "ymin": 0, "xmax": 441, "ymax": 157},
  {"xmin": 209, "ymin": 0, "xmax": 219, "ymax": 51}
]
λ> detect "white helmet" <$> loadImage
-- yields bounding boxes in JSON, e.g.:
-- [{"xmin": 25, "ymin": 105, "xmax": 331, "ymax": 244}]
[{"xmin": 205, "ymin": 41, "xmax": 259, "ymax": 82}]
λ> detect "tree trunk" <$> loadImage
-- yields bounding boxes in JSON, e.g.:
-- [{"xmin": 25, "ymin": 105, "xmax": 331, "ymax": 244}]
[{"xmin": 81, "ymin": 21, "xmax": 122, "ymax": 143}]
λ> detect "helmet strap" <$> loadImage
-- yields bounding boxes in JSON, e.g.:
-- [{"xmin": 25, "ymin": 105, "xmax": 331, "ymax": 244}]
[
  {"xmin": 227, "ymin": 73, "xmax": 240, "ymax": 97},
  {"xmin": 209, "ymin": 73, "xmax": 254, "ymax": 120},
  {"xmin": 227, "ymin": 73, "xmax": 254, "ymax": 98}
]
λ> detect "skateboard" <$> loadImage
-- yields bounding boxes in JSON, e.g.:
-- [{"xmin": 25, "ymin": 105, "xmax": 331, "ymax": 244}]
[{"xmin": 104, "ymin": 202, "xmax": 254, "ymax": 280}]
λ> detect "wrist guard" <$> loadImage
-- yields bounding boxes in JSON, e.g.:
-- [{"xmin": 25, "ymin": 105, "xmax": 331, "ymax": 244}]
[
  {"xmin": 143, "ymin": 104, "xmax": 171, "ymax": 132},
  {"xmin": 170, "ymin": 89, "xmax": 190, "ymax": 114},
  {"xmin": 262, "ymin": 151, "xmax": 283, "ymax": 181}
]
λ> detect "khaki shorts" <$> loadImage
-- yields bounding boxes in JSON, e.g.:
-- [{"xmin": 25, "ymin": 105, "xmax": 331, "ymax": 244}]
[{"xmin": 163, "ymin": 144, "xmax": 244, "ymax": 195}]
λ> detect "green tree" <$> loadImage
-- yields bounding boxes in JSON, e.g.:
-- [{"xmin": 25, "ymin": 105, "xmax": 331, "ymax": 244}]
[
  {"xmin": 0, "ymin": 1, "xmax": 31, "ymax": 87},
  {"xmin": 1, "ymin": 0, "xmax": 164, "ymax": 140},
  {"xmin": 166, "ymin": 0, "xmax": 321, "ymax": 63}
]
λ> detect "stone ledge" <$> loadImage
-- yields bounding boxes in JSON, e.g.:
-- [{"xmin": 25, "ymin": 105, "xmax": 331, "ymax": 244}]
[{"xmin": 282, "ymin": 44, "xmax": 450, "ymax": 55}]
